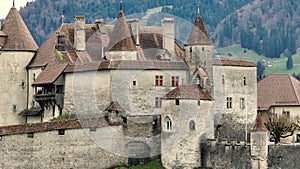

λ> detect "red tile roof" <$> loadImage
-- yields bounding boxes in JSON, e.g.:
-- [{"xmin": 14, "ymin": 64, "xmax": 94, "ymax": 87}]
[
  {"xmin": 64, "ymin": 60, "xmax": 188, "ymax": 73},
  {"xmin": 32, "ymin": 62, "xmax": 67, "ymax": 86},
  {"xmin": 185, "ymin": 14, "xmax": 212, "ymax": 46},
  {"xmin": 165, "ymin": 84, "xmax": 212, "ymax": 100},
  {"xmin": 213, "ymin": 59, "xmax": 256, "ymax": 67},
  {"xmin": 252, "ymin": 115, "xmax": 267, "ymax": 132},
  {"xmin": 107, "ymin": 10, "xmax": 136, "ymax": 51},
  {"xmin": 0, "ymin": 118, "xmax": 121, "ymax": 136},
  {"xmin": 258, "ymin": 74, "xmax": 300, "ymax": 110},
  {"xmin": 1, "ymin": 7, "xmax": 38, "ymax": 51}
]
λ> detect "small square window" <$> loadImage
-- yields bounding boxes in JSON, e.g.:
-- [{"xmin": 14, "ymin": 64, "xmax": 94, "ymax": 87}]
[
  {"xmin": 175, "ymin": 99, "xmax": 180, "ymax": 105},
  {"xmin": 27, "ymin": 133, "xmax": 34, "ymax": 138},
  {"xmin": 58, "ymin": 129, "xmax": 65, "ymax": 135},
  {"xmin": 90, "ymin": 127, "xmax": 97, "ymax": 132}
]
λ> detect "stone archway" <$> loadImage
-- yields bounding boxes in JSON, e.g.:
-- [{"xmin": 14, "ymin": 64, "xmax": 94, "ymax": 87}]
[{"xmin": 126, "ymin": 141, "xmax": 151, "ymax": 166}]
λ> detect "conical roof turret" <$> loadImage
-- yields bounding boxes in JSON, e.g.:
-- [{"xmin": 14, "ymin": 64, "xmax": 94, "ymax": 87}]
[
  {"xmin": 1, "ymin": 7, "xmax": 38, "ymax": 51},
  {"xmin": 185, "ymin": 5, "xmax": 212, "ymax": 46},
  {"xmin": 107, "ymin": 2, "xmax": 136, "ymax": 51}
]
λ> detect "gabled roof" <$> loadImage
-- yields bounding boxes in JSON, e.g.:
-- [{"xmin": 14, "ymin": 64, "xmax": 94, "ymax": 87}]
[
  {"xmin": 213, "ymin": 59, "xmax": 256, "ymax": 67},
  {"xmin": 258, "ymin": 74, "xmax": 300, "ymax": 110},
  {"xmin": 107, "ymin": 9, "xmax": 136, "ymax": 51},
  {"xmin": 32, "ymin": 62, "xmax": 67, "ymax": 86},
  {"xmin": 165, "ymin": 84, "xmax": 212, "ymax": 100},
  {"xmin": 185, "ymin": 13, "xmax": 212, "ymax": 46},
  {"xmin": 1, "ymin": 7, "xmax": 38, "ymax": 51},
  {"xmin": 105, "ymin": 101, "xmax": 125, "ymax": 112}
]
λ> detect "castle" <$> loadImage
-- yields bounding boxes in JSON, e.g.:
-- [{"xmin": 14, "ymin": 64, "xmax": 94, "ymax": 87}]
[{"xmin": 0, "ymin": 2, "xmax": 259, "ymax": 168}]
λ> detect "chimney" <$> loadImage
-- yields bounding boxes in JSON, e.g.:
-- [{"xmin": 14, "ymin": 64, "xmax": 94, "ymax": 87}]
[
  {"xmin": 95, "ymin": 19, "xmax": 107, "ymax": 34},
  {"xmin": 162, "ymin": 18, "xmax": 175, "ymax": 55},
  {"xmin": 127, "ymin": 19, "xmax": 140, "ymax": 46},
  {"xmin": 74, "ymin": 16, "xmax": 86, "ymax": 51}
]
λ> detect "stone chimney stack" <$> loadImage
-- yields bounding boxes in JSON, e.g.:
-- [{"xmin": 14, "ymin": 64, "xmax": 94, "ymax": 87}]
[
  {"xmin": 162, "ymin": 18, "xmax": 175, "ymax": 55},
  {"xmin": 74, "ymin": 16, "xmax": 86, "ymax": 51},
  {"xmin": 95, "ymin": 19, "xmax": 107, "ymax": 34},
  {"xmin": 127, "ymin": 19, "xmax": 140, "ymax": 46}
]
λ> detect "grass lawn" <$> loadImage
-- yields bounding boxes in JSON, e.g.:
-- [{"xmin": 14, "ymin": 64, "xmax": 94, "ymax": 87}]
[
  {"xmin": 114, "ymin": 159, "xmax": 164, "ymax": 169},
  {"xmin": 215, "ymin": 45, "xmax": 300, "ymax": 75}
]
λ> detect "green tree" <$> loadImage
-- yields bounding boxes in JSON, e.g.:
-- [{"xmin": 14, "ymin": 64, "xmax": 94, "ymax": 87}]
[
  {"xmin": 286, "ymin": 55, "xmax": 293, "ymax": 70},
  {"xmin": 265, "ymin": 116, "xmax": 297, "ymax": 144},
  {"xmin": 257, "ymin": 61, "xmax": 265, "ymax": 80}
]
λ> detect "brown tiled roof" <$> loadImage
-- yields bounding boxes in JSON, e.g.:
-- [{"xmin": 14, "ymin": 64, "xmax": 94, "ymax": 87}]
[
  {"xmin": 32, "ymin": 62, "xmax": 67, "ymax": 86},
  {"xmin": 0, "ymin": 118, "xmax": 121, "ymax": 136},
  {"xmin": 28, "ymin": 19, "xmax": 184, "ymax": 68},
  {"xmin": 64, "ymin": 60, "xmax": 188, "ymax": 73},
  {"xmin": 252, "ymin": 115, "xmax": 267, "ymax": 132},
  {"xmin": 165, "ymin": 84, "xmax": 212, "ymax": 100},
  {"xmin": 1, "ymin": 7, "xmax": 38, "ymax": 51},
  {"xmin": 105, "ymin": 101, "xmax": 125, "ymax": 112},
  {"xmin": 185, "ymin": 14, "xmax": 212, "ymax": 46},
  {"xmin": 213, "ymin": 59, "xmax": 256, "ymax": 67},
  {"xmin": 107, "ymin": 10, "xmax": 136, "ymax": 51},
  {"xmin": 258, "ymin": 74, "xmax": 300, "ymax": 110}
]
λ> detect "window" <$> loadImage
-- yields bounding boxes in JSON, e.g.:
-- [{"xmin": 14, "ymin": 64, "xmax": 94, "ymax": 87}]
[
  {"xmin": 58, "ymin": 129, "xmax": 65, "ymax": 135},
  {"xmin": 243, "ymin": 77, "xmax": 247, "ymax": 86},
  {"xmin": 155, "ymin": 97, "xmax": 162, "ymax": 108},
  {"xmin": 189, "ymin": 120, "xmax": 195, "ymax": 130},
  {"xmin": 155, "ymin": 76, "xmax": 163, "ymax": 86},
  {"xmin": 133, "ymin": 80, "xmax": 136, "ymax": 86},
  {"xmin": 12, "ymin": 105, "xmax": 17, "ymax": 112},
  {"xmin": 226, "ymin": 97, "xmax": 232, "ymax": 108},
  {"xmin": 175, "ymin": 99, "xmax": 180, "ymax": 105},
  {"xmin": 33, "ymin": 73, "xmax": 36, "ymax": 81},
  {"xmin": 165, "ymin": 116, "xmax": 172, "ymax": 130},
  {"xmin": 297, "ymin": 134, "xmax": 300, "ymax": 143},
  {"xmin": 240, "ymin": 98, "xmax": 245, "ymax": 109},
  {"xmin": 27, "ymin": 133, "xmax": 34, "ymax": 138},
  {"xmin": 198, "ymin": 100, "xmax": 200, "ymax": 106},
  {"xmin": 189, "ymin": 46, "xmax": 193, "ymax": 52},
  {"xmin": 171, "ymin": 76, "xmax": 179, "ymax": 87},
  {"xmin": 202, "ymin": 47, "xmax": 205, "ymax": 51},
  {"xmin": 283, "ymin": 111, "xmax": 290, "ymax": 118},
  {"xmin": 90, "ymin": 127, "xmax": 97, "ymax": 132},
  {"xmin": 222, "ymin": 75, "xmax": 225, "ymax": 85}
]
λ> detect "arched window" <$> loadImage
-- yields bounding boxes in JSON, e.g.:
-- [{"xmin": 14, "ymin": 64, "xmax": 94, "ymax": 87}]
[
  {"xmin": 189, "ymin": 120, "xmax": 195, "ymax": 130},
  {"xmin": 243, "ymin": 77, "xmax": 247, "ymax": 86},
  {"xmin": 164, "ymin": 116, "xmax": 172, "ymax": 130}
]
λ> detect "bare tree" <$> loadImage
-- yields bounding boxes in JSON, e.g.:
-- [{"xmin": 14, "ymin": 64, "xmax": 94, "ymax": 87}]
[{"xmin": 265, "ymin": 116, "xmax": 297, "ymax": 144}]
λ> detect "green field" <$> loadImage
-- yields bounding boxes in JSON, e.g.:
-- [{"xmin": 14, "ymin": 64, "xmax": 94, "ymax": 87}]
[
  {"xmin": 114, "ymin": 159, "xmax": 164, "ymax": 169},
  {"xmin": 215, "ymin": 45, "xmax": 300, "ymax": 75}
]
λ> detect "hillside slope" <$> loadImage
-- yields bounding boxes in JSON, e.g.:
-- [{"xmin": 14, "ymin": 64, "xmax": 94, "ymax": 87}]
[
  {"xmin": 213, "ymin": 0, "xmax": 300, "ymax": 58},
  {"xmin": 18, "ymin": 0, "xmax": 253, "ymax": 45}
]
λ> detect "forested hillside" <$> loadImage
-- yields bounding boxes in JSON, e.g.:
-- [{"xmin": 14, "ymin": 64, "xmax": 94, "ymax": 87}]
[
  {"xmin": 18, "ymin": 0, "xmax": 253, "ymax": 45},
  {"xmin": 213, "ymin": 0, "xmax": 300, "ymax": 58}
]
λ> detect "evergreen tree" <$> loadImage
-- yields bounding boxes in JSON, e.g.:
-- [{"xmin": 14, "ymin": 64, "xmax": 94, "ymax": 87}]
[
  {"xmin": 286, "ymin": 55, "xmax": 293, "ymax": 70},
  {"xmin": 257, "ymin": 61, "xmax": 265, "ymax": 80}
]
